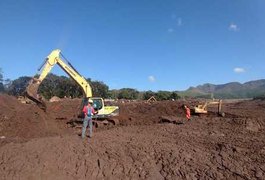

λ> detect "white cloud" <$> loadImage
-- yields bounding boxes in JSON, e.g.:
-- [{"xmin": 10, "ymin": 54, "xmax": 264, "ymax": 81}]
[
  {"xmin": 167, "ymin": 28, "xmax": 174, "ymax": 33},
  {"xmin": 177, "ymin": 18, "xmax": 182, "ymax": 26},
  {"xmin": 148, "ymin": 75, "xmax": 156, "ymax": 82},
  {"xmin": 234, "ymin": 67, "xmax": 245, "ymax": 73},
  {"xmin": 229, "ymin": 23, "xmax": 240, "ymax": 31}
]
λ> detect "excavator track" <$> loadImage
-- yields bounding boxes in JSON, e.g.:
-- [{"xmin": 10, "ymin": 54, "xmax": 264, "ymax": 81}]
[{"xmin": 93, "ymin": 118, "xmax": 119, "ymax": 128}]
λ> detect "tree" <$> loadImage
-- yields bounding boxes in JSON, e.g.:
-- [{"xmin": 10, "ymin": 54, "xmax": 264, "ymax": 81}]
[
  {"xmin": 170, "ymin": 91, "xmax": 180, "ymax": 100},
  {"xmin": 65, "ymin": 79, "xmax": 83, "ymax": 98},
  {"xmin": 91, "ymin": 81, "xmax": 109, "ymax": 98},
  {"xmin": 0, "ymin": 68, "xmax": 3, "ymax": 82},
  {"xmin": 0, "ymin": 68, "xmax": 4, "ymax": 92},
  {"xmin": 4, "ymin": 78, "xmax": 12, "ymax": 89},
  {"xmin": 108, "ymin": 89, "xmax": 119, "ymax": 99},
  {"xmin": 0, "ymin": 83, "xmax": 4, "ymax": 92},
  {"xmin": 137, "ymin": 91, "xmax": 144, "ymax": 100},
  {"xmin": 39, "ymin": 74, "xmax": 83, "ymax": 99},
  {"xmin": 39, "ymin": 74, "xmax": 60, "ymax": 99},
  {"xmin": 118, "ymin": 88, "xmax": 139, "ymax": 99},
  {"xmin": 6, "ymin": 76, "xmax": 31, "ymax": 96},
  {"xmin": 143, "ymin": 90, "xmax": 156, "ymax": 100},
  {"xmin": 156, "ymin": 91, "xmax": 172, "ymax": 100}
]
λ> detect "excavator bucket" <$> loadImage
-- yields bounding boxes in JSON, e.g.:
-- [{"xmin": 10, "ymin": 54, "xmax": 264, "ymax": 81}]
[{"xmin": 25, "ymin": 78, "xmax": 46, "ymax": 111}]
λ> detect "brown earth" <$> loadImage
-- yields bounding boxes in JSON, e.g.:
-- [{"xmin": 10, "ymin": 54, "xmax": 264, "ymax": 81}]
[{"xmin": 0, "ymin": 94, "xmax": 265, "ymax": 179}]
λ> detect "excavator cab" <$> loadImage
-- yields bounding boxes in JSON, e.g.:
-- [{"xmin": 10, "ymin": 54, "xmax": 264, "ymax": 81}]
[
  {"xmin": 91, "ymin": 97, "xmax": 119, "ymax": 119},
  {"xmin": 91, "ymin": 98, "xmax": 103, "ymax": 111},
  {"xmin": 80, "ymin": 97, "xmax": 103, "ymax": 112},
  {"xmin": 78, "ymin": 97, "xmax": 119, "ymax": 119}
]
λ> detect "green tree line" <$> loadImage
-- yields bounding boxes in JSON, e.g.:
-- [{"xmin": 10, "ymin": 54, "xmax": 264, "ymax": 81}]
[
  {"xmin": 0, "ymin": 70, "xmax": 180, "ymax": 101},
  {"xmin": 0, "ymin": 68, "xmax": 4, "ymax": 92}
]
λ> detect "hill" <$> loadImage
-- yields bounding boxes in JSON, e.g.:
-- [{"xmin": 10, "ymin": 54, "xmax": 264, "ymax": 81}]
[{"xmin": 179, "ymin": 79, "xmax": 265, "ymax": 99}]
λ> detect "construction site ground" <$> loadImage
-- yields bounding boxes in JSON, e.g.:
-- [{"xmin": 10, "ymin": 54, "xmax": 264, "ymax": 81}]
[{"xmin": 0, "ymin": 94, "xmax": 264, "ymax": 179}]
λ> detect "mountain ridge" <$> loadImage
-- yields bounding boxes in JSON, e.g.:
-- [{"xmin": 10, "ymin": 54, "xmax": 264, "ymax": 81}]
[{"xmin": 180, "ymin": 79, "xmax": 265, "ymax": 99}]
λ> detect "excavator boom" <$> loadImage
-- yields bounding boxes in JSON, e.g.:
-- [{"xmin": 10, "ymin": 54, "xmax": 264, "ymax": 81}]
[
  {"xmin": 26, "ymin": 50, "xmax": 92, "ymax": 109},
  {"xmin": 25, "ymin": 49, "xmax": 119, "ymax": 118}
]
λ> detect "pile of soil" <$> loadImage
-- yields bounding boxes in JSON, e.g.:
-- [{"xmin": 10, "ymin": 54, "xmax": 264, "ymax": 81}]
[
  {"xmin": 0, "ymin": 94, "xmax": 264, "ymax": 179},
  {"xmin": 117, "ymin": 100, "xmax": 187, "ymax": 125},
  {"xmin": 0, "ymin": 95, "xmax": 70, "ymax": 142}
]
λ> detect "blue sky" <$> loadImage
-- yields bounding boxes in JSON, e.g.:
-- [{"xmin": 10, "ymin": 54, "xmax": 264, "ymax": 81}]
[{"xmin": 0, "ymin": 0, "xmax": 264, "ymax": 91}]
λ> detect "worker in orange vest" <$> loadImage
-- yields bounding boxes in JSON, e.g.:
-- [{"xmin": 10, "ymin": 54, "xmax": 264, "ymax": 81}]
[{"xmin": 183, "ymin": 105, "xmax": 191, "ymax": 121}]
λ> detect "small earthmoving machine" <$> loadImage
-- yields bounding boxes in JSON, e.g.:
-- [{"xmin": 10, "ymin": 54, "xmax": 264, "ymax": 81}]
[
  {"xmin": 147, "ymin": 96, "xmax": 157, "ymax": 103},
  {"xmin": 25, "ymin": 49, "xmax": 119, "ymax": 126},
  {"xmin": 193, "ymin": 99, "xmax": 225, "ymax": 117}
]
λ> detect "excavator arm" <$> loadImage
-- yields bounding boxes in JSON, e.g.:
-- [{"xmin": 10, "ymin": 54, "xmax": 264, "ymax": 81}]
[
  {"xmin": 26, "ymin": 49, "xmax": 119, "ymax": 119},
  {"xmin": 26, "ymin": 49, "xmax": 92, "ymax": 109}
]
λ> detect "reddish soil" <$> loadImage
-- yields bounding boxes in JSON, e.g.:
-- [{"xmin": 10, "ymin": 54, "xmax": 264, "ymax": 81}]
[{"xmin": 0, "ymin": 94, "xmax": 264, "ymax": 179}]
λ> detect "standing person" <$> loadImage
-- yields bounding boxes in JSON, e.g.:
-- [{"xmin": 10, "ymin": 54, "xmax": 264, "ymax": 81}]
[
  {"xmin": 183, "ymin": 105, "xmax": 191, "ymax": 121},
  {"xmin": 82, "ymin": 99, "xmax": 96, "ymax": 139}
]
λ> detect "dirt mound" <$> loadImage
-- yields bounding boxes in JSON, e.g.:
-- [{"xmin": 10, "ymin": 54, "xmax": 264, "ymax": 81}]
[
  {"xmin": 0, "ymin": 95, "xmax": 71, "ymax": 145},
  {"xmin": 0, "ymin": 95, "xmax": 265, "ymax": 179},
  {"xmin": 117, "ymin": 101, "xmax": 187, "ymax": 125}
]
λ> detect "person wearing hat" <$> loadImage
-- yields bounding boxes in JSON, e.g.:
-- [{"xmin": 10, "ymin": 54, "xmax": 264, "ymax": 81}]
[{"xmin": 82, "ymin": 99, "xmax": 96, "ymax": 139}]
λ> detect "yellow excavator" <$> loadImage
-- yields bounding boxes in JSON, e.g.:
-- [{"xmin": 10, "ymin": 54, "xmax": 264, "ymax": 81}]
[
  {"xmin": 193, "ymin": 99, "xmax": 225, "ymax": 117},
  {"xmin": 25, "ymin": 49, "xmax": 119, "ymax": 120}
]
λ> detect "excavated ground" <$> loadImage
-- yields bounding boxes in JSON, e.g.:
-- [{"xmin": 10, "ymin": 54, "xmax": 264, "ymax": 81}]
[{"xmin": 0, "ymin": 94, "xmax": 264, "ymax": 179}]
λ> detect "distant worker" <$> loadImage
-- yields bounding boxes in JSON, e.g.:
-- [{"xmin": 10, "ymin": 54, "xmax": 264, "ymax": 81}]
[
  {"xmin": 82, "ymin": 99, "xmax": 97, "ymax": 139},
  {"xmin": 183, "ymin": 105, "xmax": 191, "ymax": 121}
]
